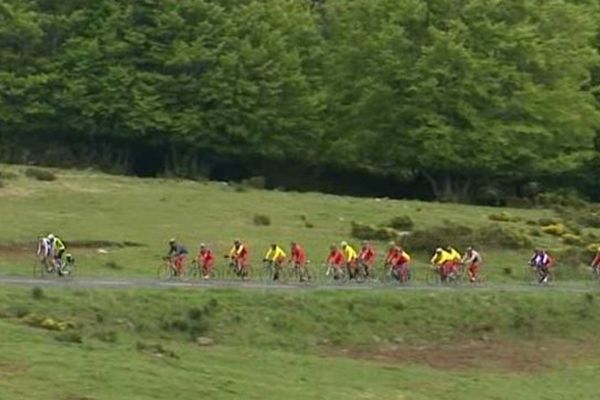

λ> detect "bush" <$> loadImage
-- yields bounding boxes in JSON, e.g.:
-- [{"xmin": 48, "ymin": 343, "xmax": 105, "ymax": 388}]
[
  {"xmin": 536, "ymin": 192, "xmax": 588, "ymax": 210},
  {"xmin": 402, "ymin": 225, "xmax": 473, "ymax": 252},
  {"xmin": 253, "ymin": 214, "xmax": 271, "ymax": 226},
  {"xmin": 305, "ymin": 221, "xmax": 315, "ymax": 229},
  {"xmin": 554, "ymin": 247, "xmax": 591, "ymax": 266},
  {"xmin": 504, "ymin": 196, "xmax": 534, "ymax": 209},
  {"xmin": 242, "ymin": 176, "xmax": 267, "ymax": 189},
  {"xmin": 351, "ymin": 221, "xmax": 399, "ymax": 241},
  {"xmin": 104, "ymin": 261, "xmax": 123, "ymax": 270},
  {"xmin": 562, "ymin": 233, "xmax": 585, "ymax": 246},
  {"xmin": 541, "ymin": 223, "xmax": 568, "ymax": 236},
  {"xmin": 0, "ymin": 170, "xmax": 18, "ymax": 180},
  {"xmin": 24, "ymin": 168, "xmax": 57, "ymax": 181},
  {"xmin": 55, "ymin": 332, "xmax": 83, "ymax": 344},
  {"xmin": 577, "ymin": 213, "xmax": 600, "ymax": 229},
  {"xmin": 31, "ymin": 287, "xmax": 45, "ymax": 300},
  {"xmin": 488, "ymin": 212, "xmax": 520, "ymax": 222},
  {"xmin": 538, "ymin": 217, "xmax": 561, "ymax": 226},
  {"xmin": 477, "ymin": 225, "xmax": 532, "ymax": 249},
  {"xmin": 528, "ymin": 228, "xmax": 542, "ymax": 237},
  {"xmin": 93, "ymin": 330, "xmax": 118, "ymax": 343},
  {"xmin": 387, "ymin": 216, "xmax": 414, "ymax": 230}
]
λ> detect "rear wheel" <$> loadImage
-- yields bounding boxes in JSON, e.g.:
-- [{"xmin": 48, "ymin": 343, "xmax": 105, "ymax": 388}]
[{"xmin": 157, "ymin": 263, "xmax": 174, "ymax": 280}]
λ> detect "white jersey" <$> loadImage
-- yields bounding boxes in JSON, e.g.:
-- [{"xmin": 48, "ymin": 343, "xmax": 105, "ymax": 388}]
[
  {"xmin": 37, "ymin": 238, "xmax": 52, "ymax": 257},
  {"xmin": 462, "ymin": 250, "xmax": 482, "ymax": 264}
]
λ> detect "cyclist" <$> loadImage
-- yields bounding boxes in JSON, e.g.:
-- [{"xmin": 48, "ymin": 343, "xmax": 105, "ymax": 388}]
[
  {"xmin": 326, "ymin": 244, "xmax": 345, "ymax": 279},
  {"xmin": 430, "ymin": 247, "xmax": 455, "ymax": 282},
  {"xmin": 591, "ymin": 247, "xmax": 600, "ymax": 275},
  {"xmin": 197, "ymin": 243, "xmax": 215, "ymax": 279},
  {"xmin": 263, "ymin": 243, "xmax": 287, "ymax": 280},
  {"xmin": 48, "ymin": 234, "xmax": 66, "ymax": 270},
  {"xmin": 289, "ymin": 241, "xmax": 310, "ymax": 281},
  {"xmin": 461, "ymin": 246, "xmax": 482, "ymax": 283},
  {"xmin": 384, "ymin": 242, "xmax": 398, "ymax": 268},
  {"xmin": 167, "ymin": 238, "xmax": 188, "ymax": 276},
  {"xmin": 341, "ymin": 241, "xmax": 358, "ymax": 280},
  {"xmin": 228, "ymin": 239, "xmax": 249, "ymax": 276},
  {"xmin": 358, "ymin": 241, "xmax": 376, "ymax": 278},
  {"xmin": 529, "ymin": 249, "xmax": 553, "ymax": 283},
  {"xmin": 390, "ymin": 246, "xmax": 411, "ymax": 282},
  {"xmin": 37, "ymin": 235, "xmax": 53, "ymax": 271}
]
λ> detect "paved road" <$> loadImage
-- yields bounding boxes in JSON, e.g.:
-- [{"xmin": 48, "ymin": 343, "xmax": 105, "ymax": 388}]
[{"xmin": 0, "ymin": 275, "xmax": 598, "ymax": 293}]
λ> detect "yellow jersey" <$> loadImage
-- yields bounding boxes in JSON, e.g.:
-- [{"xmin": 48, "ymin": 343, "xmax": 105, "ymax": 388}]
[
  {"xmin": 342, "ymin": 245, "xmax": 358, "ymax": 262},
  {"xmin": 264, "ymin": 246, "xmax": 286, "ymax": 261}
]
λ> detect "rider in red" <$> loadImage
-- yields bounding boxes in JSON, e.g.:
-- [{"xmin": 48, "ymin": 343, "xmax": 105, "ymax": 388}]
[
  {"xmin": 384, "ymin": 242, "xmax": 399, "ymax": 267},
  {"xmin": 197, "ymin": 243, "xmax": 215, "ymax": 279},
  {"xmin": 290, "ymin": 242, "xmax": 307, "ymax": 266},
  {"xmin": 290, "ymin": 241, "xmax": 310, "ymax": 281},
  {"xmin": 229, "ymin": 240, "xmax": 249, "ymax": 274},
  {"xmin": 326, "ymin": 244, "xmax": 345, "ymax": 277},
  {"xmin": 358, "ymin": 240, "xmax": 376, "ymax": 276},
  {"xmin": 591, "ymin": 248, "xmax": 600, "ymax": 274}
]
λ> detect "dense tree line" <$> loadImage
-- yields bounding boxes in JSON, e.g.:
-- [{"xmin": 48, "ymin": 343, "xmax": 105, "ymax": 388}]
[{"xmin": 1, "ymin": 0, "xmax": 600, "ymax": 202}]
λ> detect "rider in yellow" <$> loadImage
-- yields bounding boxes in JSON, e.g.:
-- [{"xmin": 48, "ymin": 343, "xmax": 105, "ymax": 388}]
[
  {"xmin": 341, "ymin": 241, "xmax": 358, "ymax": 279},
  {"xmin": 430, "ymin": 247, "xmax": 452, "ymax": 266},
  {"xmin": 263, "ymin": 243, "xmax": 287, "ymax": 265},
  {"xmin": 446, "ymin": 245, "xmax": 462, "ymax": 262},
  {"xmin": 263, "ymin": 243, "xmax": 287, "ymax": 281}
]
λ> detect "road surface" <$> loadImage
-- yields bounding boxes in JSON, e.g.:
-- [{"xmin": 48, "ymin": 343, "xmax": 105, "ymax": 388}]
[{"xmin": 0, "ymin": 275, "xmax": 598, "ymax": 293}]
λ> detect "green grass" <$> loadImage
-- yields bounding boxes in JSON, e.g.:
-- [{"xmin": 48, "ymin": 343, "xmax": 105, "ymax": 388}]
[
  {"xmin": 0, "ymin": 286, "xmax": 599, "ymax": 399},
  {"xmin": 1, "ymin": 164, "xmax": 591, "ymax": 282}
]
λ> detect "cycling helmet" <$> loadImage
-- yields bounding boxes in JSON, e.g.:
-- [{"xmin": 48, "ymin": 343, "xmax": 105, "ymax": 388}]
[
  {"xmin": 48, "ymin": 234, "xmax": 55, "ymax": 240},
  {"xmin": 341, "ymin": 241, "xmax": 348, "ymax": 247},
  {"xmin": 169, "ymin": 238, "xmax": 176, "ymax": 244}
]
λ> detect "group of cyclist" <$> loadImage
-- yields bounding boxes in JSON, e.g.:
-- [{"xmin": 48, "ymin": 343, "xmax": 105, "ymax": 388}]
[
  {"xmin": 163, "ymin": 237, "xmax": 572, "ymax": 284},
  {"xmin": 36, "ymin": 233, "xmax": 74, "ymax": 276},
  {"xmin": 162, "ymin": 238, "xmax": 487, "ymax": 283}
]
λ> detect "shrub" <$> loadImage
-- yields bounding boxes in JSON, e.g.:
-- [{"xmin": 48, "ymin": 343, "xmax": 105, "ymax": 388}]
[
  {"xmin": 528, "ymin": 228, "xmax": 542, "ymax": 237},
  {"xmin": 504, "ymin": 196, "xmax": 534, "ymax": 209},
  {"xmin": 562, "ymin": 233, "xmax": 585, "ymax": 246},
  {"xmin": 305, "ymin": 222, "xmax": 315, "ymax": 229},
  {"xmin": 502, "ymin": 267, "xmax": 513, "ymax": 276},
  {"xmin": 577, "ymin": 213, "xmax": 600, "ymax": 229},
  {"xmin": 477, "ymin": 225, "xmax": 532, "ymax": 249},
  {"xmin": 541, "ymin": 223, "xmax": 568, "ymax": 236},
  {"xmin": 104, "ymin": 261, "xmax": 123, "ymax": 270},
  {"xmin": 387, "ymin": 216, "xmax": 414, "ymax": 230},
  {"xmin": 538, "ymin": 217, "xmax": 561, "ymax": 226},
  {"xmin": 402, "ymin": 225, "xmax": 473, "ymax": 252},
  {"xmin": 31, "ymin": 287, "xmax": 45, "ymax": 300},
  {"xmin": 24, "ymin": 168, "xmax": 57, "ymax": 181},
  {"xmin": 488, "ymin": 212, "xmax": 520, "ymax": 222},
  {"xmin": 93, "ymin": 330, "xmax": 118, "ymax": 343},
  {"xmin": 55, "ymin": 332, "xmax": 83, "ymax": 344},
  {"xmin": 554, "ymin": 247, "xmax": 590, "ymax": 266},
  {"xmin": 536, "ymin": 192, "xmax": 588, "ymax": 210},
  {"xmin": 351, "ymin": 221, "xmax": 398, "ymax": 241},
  {"xmin": 0, "ymin": 170, "xmax": 18, "ymax": 180},
  {"xmin": 253, "ymin": 214, "xmax": 271, "ymax": 226},
  {"xmin": 242, "ymin": 176, "xmax": 267, "ymax": 189}
]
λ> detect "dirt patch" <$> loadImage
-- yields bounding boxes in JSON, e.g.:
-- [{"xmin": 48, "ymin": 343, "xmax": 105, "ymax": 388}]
[
  {"xmin": 339, "ymin": 340, "xmax": 599, "ymax": 372},
  {"xmin": 0, "ymin": 360, "xmax": 30, "ymax": 376}
]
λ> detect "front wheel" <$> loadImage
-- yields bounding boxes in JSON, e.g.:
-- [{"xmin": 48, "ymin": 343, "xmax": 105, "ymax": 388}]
[{"xmin": 157, "ymin": 263, "xmax": 174, "ymax": 280}]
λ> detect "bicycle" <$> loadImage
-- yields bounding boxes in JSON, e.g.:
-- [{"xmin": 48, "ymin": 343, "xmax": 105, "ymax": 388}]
[
  {"xmin": 33, "ymin": 256, "xmax": 56, "ymax": 278},
  {"xmin": 390, "ymin": 263, "xmax": 411, "ymax": 284},
  {"xmin": 592, "ymin": 265, "xmax": 600, "ymax": 284},
  {"xmin": 325, "ymin": 263, "xmax": 346, "ymax": 282},
  {"xmin": 288, "ymin": 261, "xmax": 312, "ymax": 283},
  {"xmin": 530, "ymin": 264, "xmax": 553, "ymax": 285},
  {"xmin": 157, "ymin": 257, "xmax": 184, "ymax": 280}
]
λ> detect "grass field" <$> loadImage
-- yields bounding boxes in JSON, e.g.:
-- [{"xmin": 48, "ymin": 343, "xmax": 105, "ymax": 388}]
[
  {"xmin": 0, "ymin": 164, "xmax": 589, "ymax": 283},
  {"xmin": 0, "ymin": 286, "xmax": 599, "ymax": 400},
  {"xmin": 2, "ymin": 164, "xmax": 600, "ymax": 399}
]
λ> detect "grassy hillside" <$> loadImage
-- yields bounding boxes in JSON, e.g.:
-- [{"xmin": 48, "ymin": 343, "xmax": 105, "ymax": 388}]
[
  {"xmin": 1, "ymin": 164, "xmax": 595, "ymax": 282},
  {"xmin": 0, "ymin": 286, "xmax": 599, "ymax": 400}
]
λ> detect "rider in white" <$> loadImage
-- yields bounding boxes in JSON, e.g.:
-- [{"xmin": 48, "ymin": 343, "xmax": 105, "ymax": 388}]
[{"xmin": 37, "ymin": 236, "xmax": 52, "ymax": 259}]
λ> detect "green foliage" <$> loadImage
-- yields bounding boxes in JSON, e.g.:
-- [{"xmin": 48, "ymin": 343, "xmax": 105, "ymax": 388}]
[
  {"xmin": 31, "ymin": 287, "xmax": 44, "ymax": 300},
  {"xmin": 541, "ymin": 224, "xmax": 568, "ymax": 236},
  {"xmin": 242, "ymin": 176, "xmax": 267, "ymax": 190},
  {"xmin": 387, "ymin": 216, "xmax": 414, "ymax": 230},
  {"xmin": 0, "ymin": 0, "xmax": 598, "ymax": 201},
  {"xmin": 488, "ymin": 212, "xmax": 521, "ymax": 223},
  {"xmin": 350, "ymin": 221, "xmax": 398, "ymax": 241},
  {"xmin": 562, "ymin": 233, "xmax": 585, "ymax": 246},
  {"xmin": 253, "ymin": 214, "xmax": 271, "ymax": 226},
  {"xmin": 24, "ymin": 168, "xmax": 56, "ymax": 182}
]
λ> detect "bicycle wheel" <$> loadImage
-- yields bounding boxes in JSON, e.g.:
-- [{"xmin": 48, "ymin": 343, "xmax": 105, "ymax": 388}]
[
  {"xmin": 425, "ymin": 268, "xmax": 441, "ymax": 285},
  {"xmin": 33, "ymin": 260, "xmax": 47, "ymax": 278},
  {"xmin": 60, "ymin": 262, "xmax": 76, "ymax": 280},
  {"xmin": 157, "ymin": 263, "xmax": 173, "ymax": 280}
]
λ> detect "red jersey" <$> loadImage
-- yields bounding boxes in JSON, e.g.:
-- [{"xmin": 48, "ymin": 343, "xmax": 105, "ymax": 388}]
[
  {"xmin": 291, "ymin": 244, "xmax": 307, "ymax": 265},
  {"xmin": 385, "ymin": 248, "xmax": 398, "ymax": 265},
  {"xmin": 359, "ymin": 246, "xmax": 376, "ymax": 265},
  {"xmin": 198, "ymin": 249, "xmax": 215, "ymax": 267},
  {"xmin": 327, "ymin": 249, "xmax": 345, "ymax": 266},
  {"xmin": 593, "ymin": 253, "xmax": 600, "ymax": 267}
]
